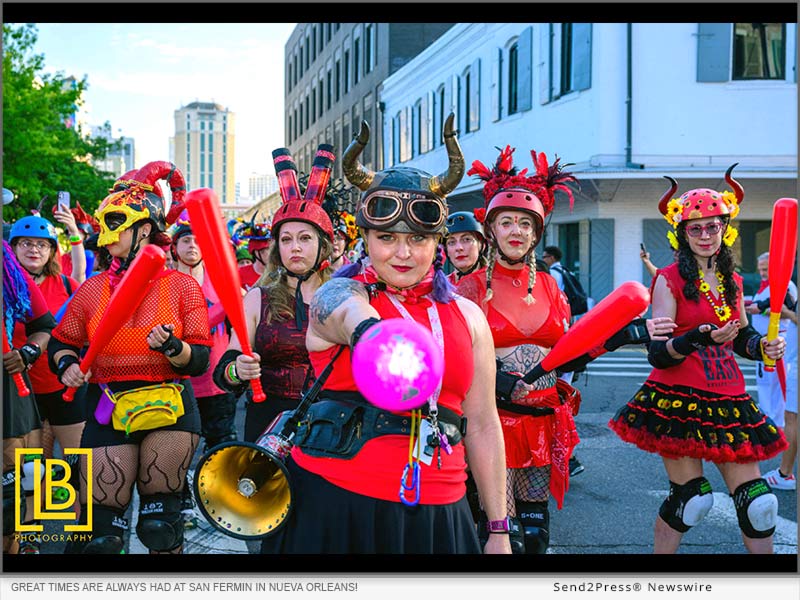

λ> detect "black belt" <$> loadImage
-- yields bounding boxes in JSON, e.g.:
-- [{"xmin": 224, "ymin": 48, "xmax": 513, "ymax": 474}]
[{"xmin": 294, "ymin": 390, "xmax": 467, "ymax": 459}]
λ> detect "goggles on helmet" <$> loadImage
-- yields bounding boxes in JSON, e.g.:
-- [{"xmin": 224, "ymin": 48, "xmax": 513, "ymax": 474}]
[
  {"xmin": 358, "ymin": 188, "xmax": 445, "ymax": 234},
  {"xmin": 95, "ymin": 192, "xmax": 150, "ymax": 246}
]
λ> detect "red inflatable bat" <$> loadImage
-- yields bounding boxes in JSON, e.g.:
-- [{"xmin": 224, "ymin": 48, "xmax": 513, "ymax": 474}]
[
  {"xmin": 63, "ymin": 245, "xmax": 166, "ymax": 401},
  {"xmin": 3, "ymin": 326, "xmax": 30, "ymax": 397},
  {"xmin": 185, "ymin": 188, "xmax": 266, "ymax": 402},
  {"xmin": 763, "ymin": 197, "xmax": 798, "ymax": 372},
  {"xmin": 523, "ymin": 281, "xmax": 651, "ymax": 383}
]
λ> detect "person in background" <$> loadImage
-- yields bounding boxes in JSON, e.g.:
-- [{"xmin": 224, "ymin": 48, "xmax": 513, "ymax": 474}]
[
  {"xmin": 444, "ymin": 210, "xmax": 488, "ymax": 285},
  {"xmin": 236, "ymin": 246, "xmax": 253, "ymax": 268},
  {"xmin": 56, "ymin": 202, "xmax": 99, "ymax": 283},
  {"xmin": 3, "ymin": 242, "xmax": 56, "ymax": 554},
  {"xmin": 640, "ymin": 245, "xmax": 659, "ymax": 279},
  {"xmin": 746, "ymin": 251, "xmax": 798, "ymax": 490},
  {"xmin": 541, "ymin": 244, "xmax": 584, "ymax": 477},
  {"xmin": 168, "ymin": 210, "xmax": 239, "ymax": 528},
  {"xmin": 609, "ymin": 167, "xmax": 787, "ymax": 554},
  {"xmin": 9, "ymin": 214, "xmax": 86, "ymax": 534},
  {"xmin": 328, "ymin": 210, "xmax": 358, "ymax": 273},
  {"xmin": 236, "ymin": 216, "xmax": 272, "ymax": 290}
]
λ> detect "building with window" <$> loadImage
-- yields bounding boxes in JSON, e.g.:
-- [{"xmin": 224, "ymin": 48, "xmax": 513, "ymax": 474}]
[
  {"xmin": 90, "ymin": 125, "xmax": 136, "ymax": 177},
  {"xmin": 379, "ymin": 22, "xmax": 797, "ymax": 301},
  {"xmin": 172, "ymin": 101, "xmax": 236, "ymax": 205},
  {"xmin": 283, "ymin": 23, "xmax": 454, "ymax": 181},
  {"xmin": 248, "ymin": 172, "xmax": 279, "ymax": 203}
]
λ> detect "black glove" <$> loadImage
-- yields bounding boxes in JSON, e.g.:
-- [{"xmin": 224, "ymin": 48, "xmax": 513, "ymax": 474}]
[
  {"xmin": 755, "ymin": 297, "xmax": 770, "ymax": 313},
  {"xmin": 349, "ymin": 317, "xmax": 381, "ymax": 350},
  {"xmin": 671, "ymin": 323, "xmax": 720, "ymax": 356},
  {"xmin": 18, "ymin": 343, "xmax": 42, "ymax": 367},
  {"xmin": 496, "ymin": 359, "xmax": 523, "ymax": 401},
  {"xmin": 152, "ymin": 331, "xmax": 184, "ymax": 357},
  {"xmin": 56, "ymin": 354, "xmax": 80, "ymax": 382},
  {"xmin": 603, "ymin": 318, "xmax": 650, "ymax": 352}
]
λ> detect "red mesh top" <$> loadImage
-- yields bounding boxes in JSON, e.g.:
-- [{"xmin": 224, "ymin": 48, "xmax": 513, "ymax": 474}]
[
  {"xmin": 648, "ymin": 262, "xmax": 745, "ymax": 395},
  {"xmin": 52, "ymin": 269, "xmax": 211, "ymax": 383},
  {"xmin": 457, "ymin": 264, "xmax": 570, "ymax": 349},
  {"xmin": 294, "ymin": 282, "xmax": 474, "ymax": 504}
]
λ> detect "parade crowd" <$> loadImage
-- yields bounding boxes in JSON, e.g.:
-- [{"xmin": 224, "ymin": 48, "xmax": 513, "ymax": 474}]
[{"xmin": 2, "ymin": 116, "xmax": 796, "ymax": 556}]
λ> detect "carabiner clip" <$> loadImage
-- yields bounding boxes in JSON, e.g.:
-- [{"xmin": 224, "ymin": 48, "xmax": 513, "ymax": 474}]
[{"xmin": 398, "ymin": 461, "xmax": 421, "ymax": 506}]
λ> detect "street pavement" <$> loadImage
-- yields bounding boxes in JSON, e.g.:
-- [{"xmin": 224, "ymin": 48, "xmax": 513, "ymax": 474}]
[{"xmin": 27, "ymin": 349, "xmax": 799, "ymax": 556}]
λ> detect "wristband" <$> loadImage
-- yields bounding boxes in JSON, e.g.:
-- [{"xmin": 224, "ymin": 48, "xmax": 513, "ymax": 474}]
[
  {"xmin": 350, "ymin": 317, "xmax": 381, "ymax": 350},
  {"xmin": 56, "ymin": 354, "xmax": 80, "ymax": 381},
  {"xmin": 226, "ymin": 361, "xmax": 242, "ymax": 384},
  {"xmin": 486, "ymin": 517, "xmax": 512, "ymax": 533},
  {"xmin": 68, "ymin": 234, "xmax": 82, "ymax": 245},
  {"xmin": 18, "ymin": 343, "xmax": 42, "ymax": 367}
]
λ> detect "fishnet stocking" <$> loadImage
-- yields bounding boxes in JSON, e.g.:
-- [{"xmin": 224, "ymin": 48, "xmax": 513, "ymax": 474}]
[{"xmin": 506, "ymin": 466, "xmax": 549, "ymax": 515}]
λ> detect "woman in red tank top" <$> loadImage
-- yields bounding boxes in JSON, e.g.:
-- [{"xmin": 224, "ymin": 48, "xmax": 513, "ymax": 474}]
[
  {"xmin": 609, "ymin": 166, "xmax": 787, "ymax": 554},
  {"xmin": 257, "ymin": 115, "xmax": 510, "ymax": 555},
  {"xmin": 455, "ymin": 146, "xmax": 585, "ymax": 555},
  {"xmin": 215, "ymin": 148, "xmax": 335, "ymax": 446}
]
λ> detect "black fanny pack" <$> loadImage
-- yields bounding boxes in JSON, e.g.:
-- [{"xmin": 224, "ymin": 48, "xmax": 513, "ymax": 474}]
[{"xmin": 293, "ymin": 391, "xmax": 467, "ymax": 460}]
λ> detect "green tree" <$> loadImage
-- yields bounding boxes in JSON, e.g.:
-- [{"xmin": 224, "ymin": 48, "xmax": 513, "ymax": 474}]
[{"xmin": 3, "ymin": 23, "xmax": 118, "ymax": 221}]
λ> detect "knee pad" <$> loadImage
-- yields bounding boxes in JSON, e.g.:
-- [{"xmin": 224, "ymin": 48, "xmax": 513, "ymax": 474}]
[
  {"xmin": 136, "ymin": 493, "xmax": 184, "ymax": 552},
  {"xmin": 3, "ymin": 470, "xmax": 25, "ymax": 536},
  {"xmin": 66, "ymin": 505, "xmax": 128, "ymax": 554},
  {"xmin": 20, "ymin": 458, "xmax": 46, "ymax": 497},
  {"xmin": 659, "ymin": 477, "xmax": 714, "ymax": 533},
  {"xmin": 517, "ymin": 501, "xmax": 549, "ymax": 554},
  {"xmin": 732, "ymin": 478, "xmax": 778, "ymax": 539}
]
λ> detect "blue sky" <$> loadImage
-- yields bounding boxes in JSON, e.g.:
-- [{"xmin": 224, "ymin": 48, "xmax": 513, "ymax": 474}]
[{"xmin": 34, "ymin": 23, "xmax": 297, "ymax": 186}]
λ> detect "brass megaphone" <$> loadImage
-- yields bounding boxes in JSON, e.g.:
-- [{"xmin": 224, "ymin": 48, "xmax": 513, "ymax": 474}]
[
  {"xmin": 193, "ymin": 411, "xmax": 295, "ymax": 540},
  {"xmin": 193, "ymin": 346, "xmax": 345, "ymax": 540}
]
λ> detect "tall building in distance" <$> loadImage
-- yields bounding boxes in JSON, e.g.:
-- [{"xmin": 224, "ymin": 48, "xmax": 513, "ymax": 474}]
[
  {"xmin": 248, "ymin": 172, "xmax": 279, "ymax": 203},
  {"xmin": 172, "ymin": 101, "xmax": 236, "ymax": 205},
  {"xmin": 89, "ymin": 124, "xmax": 135, "ymax": 177}
]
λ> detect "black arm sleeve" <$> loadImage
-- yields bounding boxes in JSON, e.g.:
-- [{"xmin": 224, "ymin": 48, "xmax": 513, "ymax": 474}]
[
  {"xmin": 25, "ymin": 311, "xmax": 56, "ymax": 337},
  {"xmin": 732, "ymin": 324, "xmax": 764, "ymax": 361},
  {"xmin": 212, "ymin": 348, "xmax": 247, "ymax": 394},
  {"xmin": 647, "ymin": 339, "xmax": 685, "ymax": 369},
  {"xmin": 170, "ymin": 343, "xmax": 211, "ymax": 377},
  {"xmin": 557, "ymin": 353, "xmax": 594, "ymax": 374},
  {"xmin": 495, "ymin": 358, "xmax": 522, "ymax": 401},
  {"xmin": 47, "ymin": 337, "xmax": 82, "ymax": 377}
]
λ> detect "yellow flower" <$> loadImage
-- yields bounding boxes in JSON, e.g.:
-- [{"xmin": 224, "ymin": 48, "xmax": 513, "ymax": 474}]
[
  {"xmin": 717, "ymin": 305, "xmax": 732, "ymax": 321},
  {"xmin": 667, "ymin": 230, "xmax": 679, "ymax": 250},
  {"xmin": 716, "ymin": 284, "xmax": 725, "ymax": 293},
  {"xmin": 717, "ymin": 407, "xmax": 729, "ymax": 417},
  {"xmin": 688, "ymin": 403, "xmax": 697, "ymax": 412},
  {"xmin": 725, "ymin": 432, "xmax": 734, "ymax": 443},
  {"xmin": 723, "ymin": 226, "xmax": 739, "ymax": 247},
  {"xmin": 709, "ymin": 432, "xmax": 718, "ymax": 443},
  {"xmin": 733, "ymin": 407, "xmax": 740, "ymax": 418},
  {"xmin": 699, "ymin": 281, "xmax": 711, "ymax": 292},
  {"xmin": 671, "ymin": 400, "xmax": 683, "ymax": 409}
]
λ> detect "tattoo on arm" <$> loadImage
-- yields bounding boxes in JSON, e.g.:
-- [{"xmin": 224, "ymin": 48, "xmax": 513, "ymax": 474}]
[{"xmin": 310, "ymin": 278, "xmax": 368, "ymax": 325}]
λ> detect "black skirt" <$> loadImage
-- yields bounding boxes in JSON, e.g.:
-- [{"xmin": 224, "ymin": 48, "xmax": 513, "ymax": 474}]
[
  {"xmin": 609, "ymin": 380, "xmax": 787, "ymax": 463},
  {"xmin": 259, "ymin": 456, "xmax": 481, "ymax": 554},
  {"xmin": 3, "ymin": 369, "xmax": 41, "ymax": 438}
]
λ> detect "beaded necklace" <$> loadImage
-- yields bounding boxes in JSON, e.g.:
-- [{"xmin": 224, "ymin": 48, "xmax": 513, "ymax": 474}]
[{"xmin": 697, "ymin": 268, "xmax": 731, "ymax": 322}]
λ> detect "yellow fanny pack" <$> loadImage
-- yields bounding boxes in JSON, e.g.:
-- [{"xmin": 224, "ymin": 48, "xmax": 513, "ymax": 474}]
[{"xmin": 104, "ymin": 383, "xmax": 185, "ymax": 435}]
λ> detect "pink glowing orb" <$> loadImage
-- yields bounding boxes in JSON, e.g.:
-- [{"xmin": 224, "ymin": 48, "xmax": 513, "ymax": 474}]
[{"xmin": 351, "ymin": 318, "xmax": 444, "ymax": 411}]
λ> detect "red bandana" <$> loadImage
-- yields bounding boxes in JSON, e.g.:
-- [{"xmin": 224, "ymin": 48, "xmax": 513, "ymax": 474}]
[{"xmin": 361, "ymin": 265, "xmax": 435, "ymax": 304}]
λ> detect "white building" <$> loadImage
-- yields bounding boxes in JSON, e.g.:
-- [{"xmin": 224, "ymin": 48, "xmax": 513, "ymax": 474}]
[
  {"xmin": 379, "ymin": 22, "xmax": 797, "ymax": 301},
  {"xmin": 248, "ymin": 172, "xmax": 279, "ymax": 203}
]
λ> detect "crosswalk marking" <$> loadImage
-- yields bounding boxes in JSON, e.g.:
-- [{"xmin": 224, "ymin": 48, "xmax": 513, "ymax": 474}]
[{"xmin": 584, "ymin": 353, "xmax": 758, "ymax": 386}]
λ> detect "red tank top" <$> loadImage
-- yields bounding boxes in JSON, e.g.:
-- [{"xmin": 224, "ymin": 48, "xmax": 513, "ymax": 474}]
[
  {"xmin": 294, "ymin": 281, "xmax": 474, "ymax": 504},
  {"xmin": 648, "ymin": 263, "xmax": 745, "ymax": 395}
]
